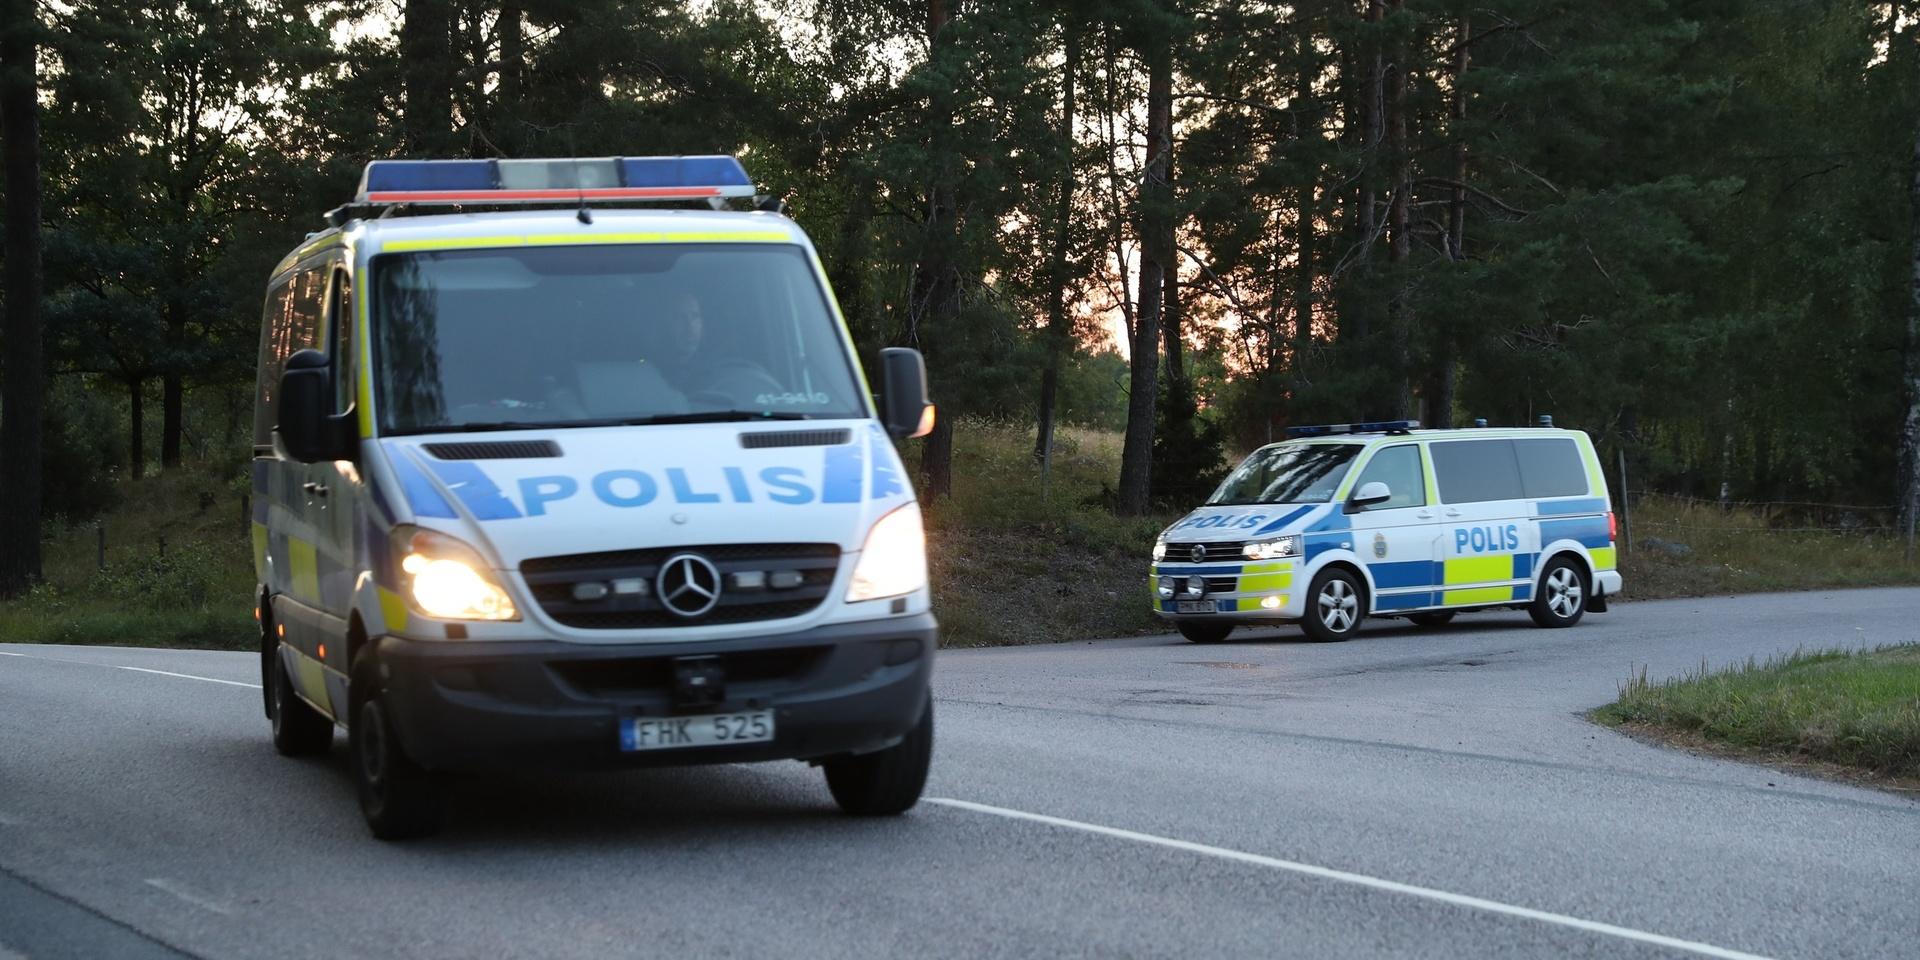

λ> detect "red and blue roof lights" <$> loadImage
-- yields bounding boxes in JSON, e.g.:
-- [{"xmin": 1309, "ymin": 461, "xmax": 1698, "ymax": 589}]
[{"xmin": 354, "ymin": 156, "xmax": 756, "ymax": 205}]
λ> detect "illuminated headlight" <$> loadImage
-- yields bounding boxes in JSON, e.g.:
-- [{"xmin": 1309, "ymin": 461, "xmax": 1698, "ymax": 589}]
[
  {"xmin": 1242, "ymin": 536, "xmax": 1301, "ymax": 560},
  {"xmin": 847, "ymin": 505, "xmax": 928, "ymax": 602},
  {"xmin": 393, "ymin": 528, "xmax": 517, "ymax": 621},
  {"xmin": 1152, "ymin": 541, "xmax": 1167, "ymax": 562}
]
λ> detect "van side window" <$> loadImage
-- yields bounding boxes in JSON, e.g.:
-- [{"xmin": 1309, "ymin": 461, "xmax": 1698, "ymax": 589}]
[
  {"xmin": 1353, "ymin": 445, "xmax": 1425, "ymax": 508},
  {"xmin": 251, "ymin": 268, "xmax": 328, "ymax": 447},
  {"xmin": 1515, "ymin": 438, "xmax": 1588, "ymax": 498},
  {"xmin": 330, "ymin": 271, "xmax": 354, "ymax": 414},
  {"xmin": 1430, "ymin": 439, "xmax": 1524, "ymax": 503}
]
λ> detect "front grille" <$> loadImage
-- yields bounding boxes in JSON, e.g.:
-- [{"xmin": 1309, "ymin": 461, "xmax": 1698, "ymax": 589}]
[
  {"xmin": 740, "ymin": 429, "xmax": 852, "ymax": 449},
  {"xmin": 1205, "ymin": 576, "xmax": 1239, "ymax": 593},
  {"xmin": 1158, "ymin": 541, "xmax": 1248, "ymax": 564},
  {"xmin": 550, "ymin": 646, "xmax": 831, "ymax": 699},
  {"xmin": 521, "ymin": 543, "xmax": 839, "ymax": 629}
]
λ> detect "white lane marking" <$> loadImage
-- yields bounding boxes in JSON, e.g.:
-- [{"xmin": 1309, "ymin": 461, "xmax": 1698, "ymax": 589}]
[
  {"xmin": 929, "ymin": 797, "xmax": 1777, "ymax": 960},
  {"xmin": 143, "ymin": 878, "xmax": 236, "ymax": 916},
  {"xmin": 0, "ymin": 650, "xmax": 260, "ymax": 689}
]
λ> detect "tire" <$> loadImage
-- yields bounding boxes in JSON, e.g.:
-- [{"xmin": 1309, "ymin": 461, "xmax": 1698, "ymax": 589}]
[
  {"xmin": 1407, "ymin": 611, "xmax": 1456, "ymax": 628},
  {"xmin": 1300, "ymin": 567, "xmax": 1366, "ymax": 642},
  {"xmin": 269, "ymin": 646, "xmax": 333, "ymax": 757},
  {"xmin": 350, "ymin": 661, "xmax": 446, "ymax": 840},
  {"xmin": 824, "ymin": 699, "xmax": 933, "ymax": 816},
  {"xmin": 1529, "ymin": 555, "xmax": 1589, "ymax": 629},
  {"xmin": 1177, "ymin": 621, "xmax": 1234, "ymax": 644}
]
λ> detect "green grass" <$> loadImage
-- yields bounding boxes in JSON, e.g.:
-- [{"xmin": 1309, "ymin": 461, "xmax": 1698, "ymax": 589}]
[
  {"xmin": 906, "ymin": 418, "xmax": 1176, "ymax": 646},
  {"xmin": 1594, "ymin": 645, "xmax": 1920, "ymax": 785},
  {"xmin": 1621, "ymin": 496, "xmax": 1920, "ymax": 599},
  {"xmin": 7, "ymin": 428, "xmax": 1918, "ymax": 651},
  {"xmin": 0, "ymin": 469, "xmax": 258, "ymax": 651}
]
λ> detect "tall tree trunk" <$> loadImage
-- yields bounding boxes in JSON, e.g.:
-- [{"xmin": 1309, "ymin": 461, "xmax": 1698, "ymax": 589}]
[
  {"xmin": 161, "ymin": 299, "xmax": 185, "ymax": 468},
  {"xmin": 0, "ymin": 0, "xmax": 45, "ymax": 597},
  {"xmin": 910, "ymin": 0, "xmax": 959, "ymax": 499},
  {"xmin": 1035, "ymin": 20, "xmax": 1079, "ymax": 465},
  {"xmin": 1384, "ymin": 0, "xmax": 1412, "ymax": 421},
  {"xmin": 1902, "ymin": 92, "xmax": 1920, "ymax": 558},
  {"xmin": 500, "ymin": 3, "xmax": 522, "ymax": 101},
  {"xmin": 401, "ymin": 0, "xmax": 454, "ymax": 153},
  {"xmin": 1293, "ymin": 33, "xmax": 1317, "ymax": 384},
  {"xmin": 1427, "ymin": 14, "xmax": 1470, "ymax": 430},
  {"xmin": 829, "ymin": 176, "xmax": 876, "ymax": 348},
  {"xmin": 1117, "ymin": 27, "xmax": 1172, "ymax": 516},
  {"xmin": 1346, "ymin": 0, "xmax": 1385, "ymax": 345},
  {"xmin": 129, "ymin": 379, "xmax": 146, "ymax": 481}
]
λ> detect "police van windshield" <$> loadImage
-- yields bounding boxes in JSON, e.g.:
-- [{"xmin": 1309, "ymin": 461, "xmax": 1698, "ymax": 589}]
[
  {"xmin": 1207, "ymin": 442, "xmax": 1362, "ymax": 505},
  {"xmin": 371, "ymin": 243, "xmax": 866, "ymax": 435}
]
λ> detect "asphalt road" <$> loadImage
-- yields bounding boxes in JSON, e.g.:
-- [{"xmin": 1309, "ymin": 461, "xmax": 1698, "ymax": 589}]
[{"xmin": 3, "ymin": 588, "xmax": 1917, "ymax": 960}]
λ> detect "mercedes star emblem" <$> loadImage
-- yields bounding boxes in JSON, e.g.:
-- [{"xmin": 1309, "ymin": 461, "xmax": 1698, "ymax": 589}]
[
  {"xmin": 1190, "ymin": 544, "xmax": 1207, "ymax": 564},
  {"xmin": 656, "ymin": 553, "xmax": 722, "ymax": 618}
]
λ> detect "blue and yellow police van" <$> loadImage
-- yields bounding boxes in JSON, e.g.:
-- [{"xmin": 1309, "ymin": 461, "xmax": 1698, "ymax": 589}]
[
  {"xmin": 1151, "ymin": 420, "xmax": 1622, "ymax": 643},
  {"xmin": 252, "ymin": 156, "xmax": 938, "ymax": 838}
]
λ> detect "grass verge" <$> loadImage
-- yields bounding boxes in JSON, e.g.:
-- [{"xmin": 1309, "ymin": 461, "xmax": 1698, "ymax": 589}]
[
  {"xmin": 0, "ymin": 469, "xmax": 257, "ymax": 651},
  {"xmin": 1592, "ymin": 645, "xmax": 1920, "ymax": 790},
  {"xmin": 1620, "ymin": 496, "xmax": 1920, "ymax": 598},
  {"xmin": 7, "ymin": 425, "xmax": 1918, "ymax": 651}
]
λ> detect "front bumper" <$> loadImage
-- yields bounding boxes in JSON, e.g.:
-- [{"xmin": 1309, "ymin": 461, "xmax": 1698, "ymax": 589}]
[{"xmin": 372, "ymin": 612, "xmax": 936, "ymax": 773}]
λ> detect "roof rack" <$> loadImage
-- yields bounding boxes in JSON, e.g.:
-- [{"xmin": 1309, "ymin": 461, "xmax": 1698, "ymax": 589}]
[{"xmin": 324, "ymin": 155, "xmax": 765, "ymax": 226}]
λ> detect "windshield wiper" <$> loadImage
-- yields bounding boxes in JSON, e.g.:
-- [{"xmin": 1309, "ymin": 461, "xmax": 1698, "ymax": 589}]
[
  {"xmin": 619, "ymin": 411, "xmax": 810, "ymax": 425},
  {"xmin": 443, "ymin": 420, "xmax": 597, "ymax": 433}
]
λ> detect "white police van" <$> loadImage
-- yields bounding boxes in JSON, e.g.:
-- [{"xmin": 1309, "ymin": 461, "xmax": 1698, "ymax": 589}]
[
  {"xmin": 1151, "ymin": 419, "xmax": 1623, "ymax": 643},
  {"xmin": 252, "ymin": 156, "xmax": 937, "ymax": 838}
]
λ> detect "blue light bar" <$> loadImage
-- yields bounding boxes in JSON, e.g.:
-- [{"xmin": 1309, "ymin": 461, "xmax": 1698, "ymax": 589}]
[
  {"xmin": 354, "ymin": 155, "xmax": 757, "ymax": 205},
  {"xmin": 1287, "ymin": 420, "xmax": 1421, "ymax": 438}
]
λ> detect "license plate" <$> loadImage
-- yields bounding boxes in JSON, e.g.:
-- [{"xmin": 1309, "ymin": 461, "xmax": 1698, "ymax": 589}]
[
  {"xmin": 620, "ymin": 711, "xmax": 775, "ymax": 752},
  {"xmin": 1177, "ymin": 600, "xmax": 1216, "ymax": 614}
]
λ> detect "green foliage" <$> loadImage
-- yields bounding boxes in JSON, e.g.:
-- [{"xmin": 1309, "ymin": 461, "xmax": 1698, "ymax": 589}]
[
  {"xmin": 18, "ymin": 0, "xmax": 1920, "ymax": 554},
  {"xmin": 1595, "ymin": 645, "xmax": 1920, "ymax": 782}
]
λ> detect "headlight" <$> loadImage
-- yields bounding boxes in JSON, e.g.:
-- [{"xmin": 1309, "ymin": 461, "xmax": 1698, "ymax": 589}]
[
  {"xmin": 1152, "ymin": 541, "xmax": 1167, "ymax": 561},
  {"xmin": 1242, "ymin": 536, "xmax": 1301, "ymax": 560},
  {"xmin": 847, "ymin": 505, "xmax": 928, "ymax": 602},
  {"xmin": 393, "ymin": 528, "xmax": 518, "ymax": 621}
]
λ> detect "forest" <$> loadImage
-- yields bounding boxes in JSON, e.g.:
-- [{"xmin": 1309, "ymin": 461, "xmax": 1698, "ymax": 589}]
[{"xmin": 2, "ymin": 0, "xmax": 1919, "ymax": 596}]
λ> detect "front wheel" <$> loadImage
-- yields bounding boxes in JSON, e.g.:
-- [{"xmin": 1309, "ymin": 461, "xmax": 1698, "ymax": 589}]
[
  {"xmin": 351, "ymin": 663, "xmax": 446, "ymax": 841},
  {"xmin": 1177, "ymin": 621, "xmax": 1234, "ymax": 644},
  {"xmin": 1529, "ymin": 556, "xmax": 1589, "ymax": 628},
  {"xmin": 269, "ymin": 648, "xmax": 332, "ymax": 757},
  {"xmin": 824, "ymin": 700, "xmax": 933, "ymax": 816},
  {"xmin": 1300, "ymin": 567, "xmax": 1366, "ymax": 642}
]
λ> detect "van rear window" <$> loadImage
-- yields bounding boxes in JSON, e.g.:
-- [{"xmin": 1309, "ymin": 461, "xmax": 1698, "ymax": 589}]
[
  {"xmin": 1515, "ymin": 438, "xmax": 1589, "ymax": 498},
  {"xmin": 1430, "ymin": 440, "xmax": 1524, "ymax": 504}
]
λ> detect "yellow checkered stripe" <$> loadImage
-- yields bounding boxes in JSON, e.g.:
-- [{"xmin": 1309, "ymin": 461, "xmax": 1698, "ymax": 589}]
[
  {"xmin": 1150, "ymin": 561, "xmax": 1294, "ymax": 611},
  {"xmin": 1442, "ymin": 555, "xmax": 1517, "ymax": 605}
]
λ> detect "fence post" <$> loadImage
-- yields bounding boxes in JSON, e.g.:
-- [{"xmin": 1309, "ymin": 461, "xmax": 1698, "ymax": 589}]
[
  {"xmin": 1617, "ymin": 448, "xmax": 1632, "ymax": 555},
  {"xmin": 97, "ymin": 523, "xmax": 106, "ymax": 571}
]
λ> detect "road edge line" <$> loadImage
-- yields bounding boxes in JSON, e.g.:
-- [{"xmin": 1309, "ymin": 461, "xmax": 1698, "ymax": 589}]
[
  {"xmin": 927, "ymin": 797, "xmax": 1778, "ymax": 960},
  {"xmin": 0, "ymin": 651, "xmax": 259, "ymax": 689}
]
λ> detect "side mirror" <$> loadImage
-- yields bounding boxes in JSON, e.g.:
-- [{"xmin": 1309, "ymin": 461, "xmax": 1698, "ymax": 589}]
[
  {"xmin": 1345, "ymin": 480, "xmax": 1392, "ymax": 514},
  {"xmin": 879, "ymin": 347, "xmax": 934, "ymax": 439},
  {"xmin": 275, "ymin": 349, "xmax": 356, "ymax": 463}
]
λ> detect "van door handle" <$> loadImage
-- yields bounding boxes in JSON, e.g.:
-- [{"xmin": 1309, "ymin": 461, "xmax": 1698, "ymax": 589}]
[
  {"xmin": 1443, "ymin": 509, "xmax": 1461, "ymax": 518},
  {"xmin": 1416, "ymin": 511, "xmax": 1434, "ymax": 520},
  {"xmin": 303, "ymin": 482, "xmax": 329, "ymax": 498}
]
